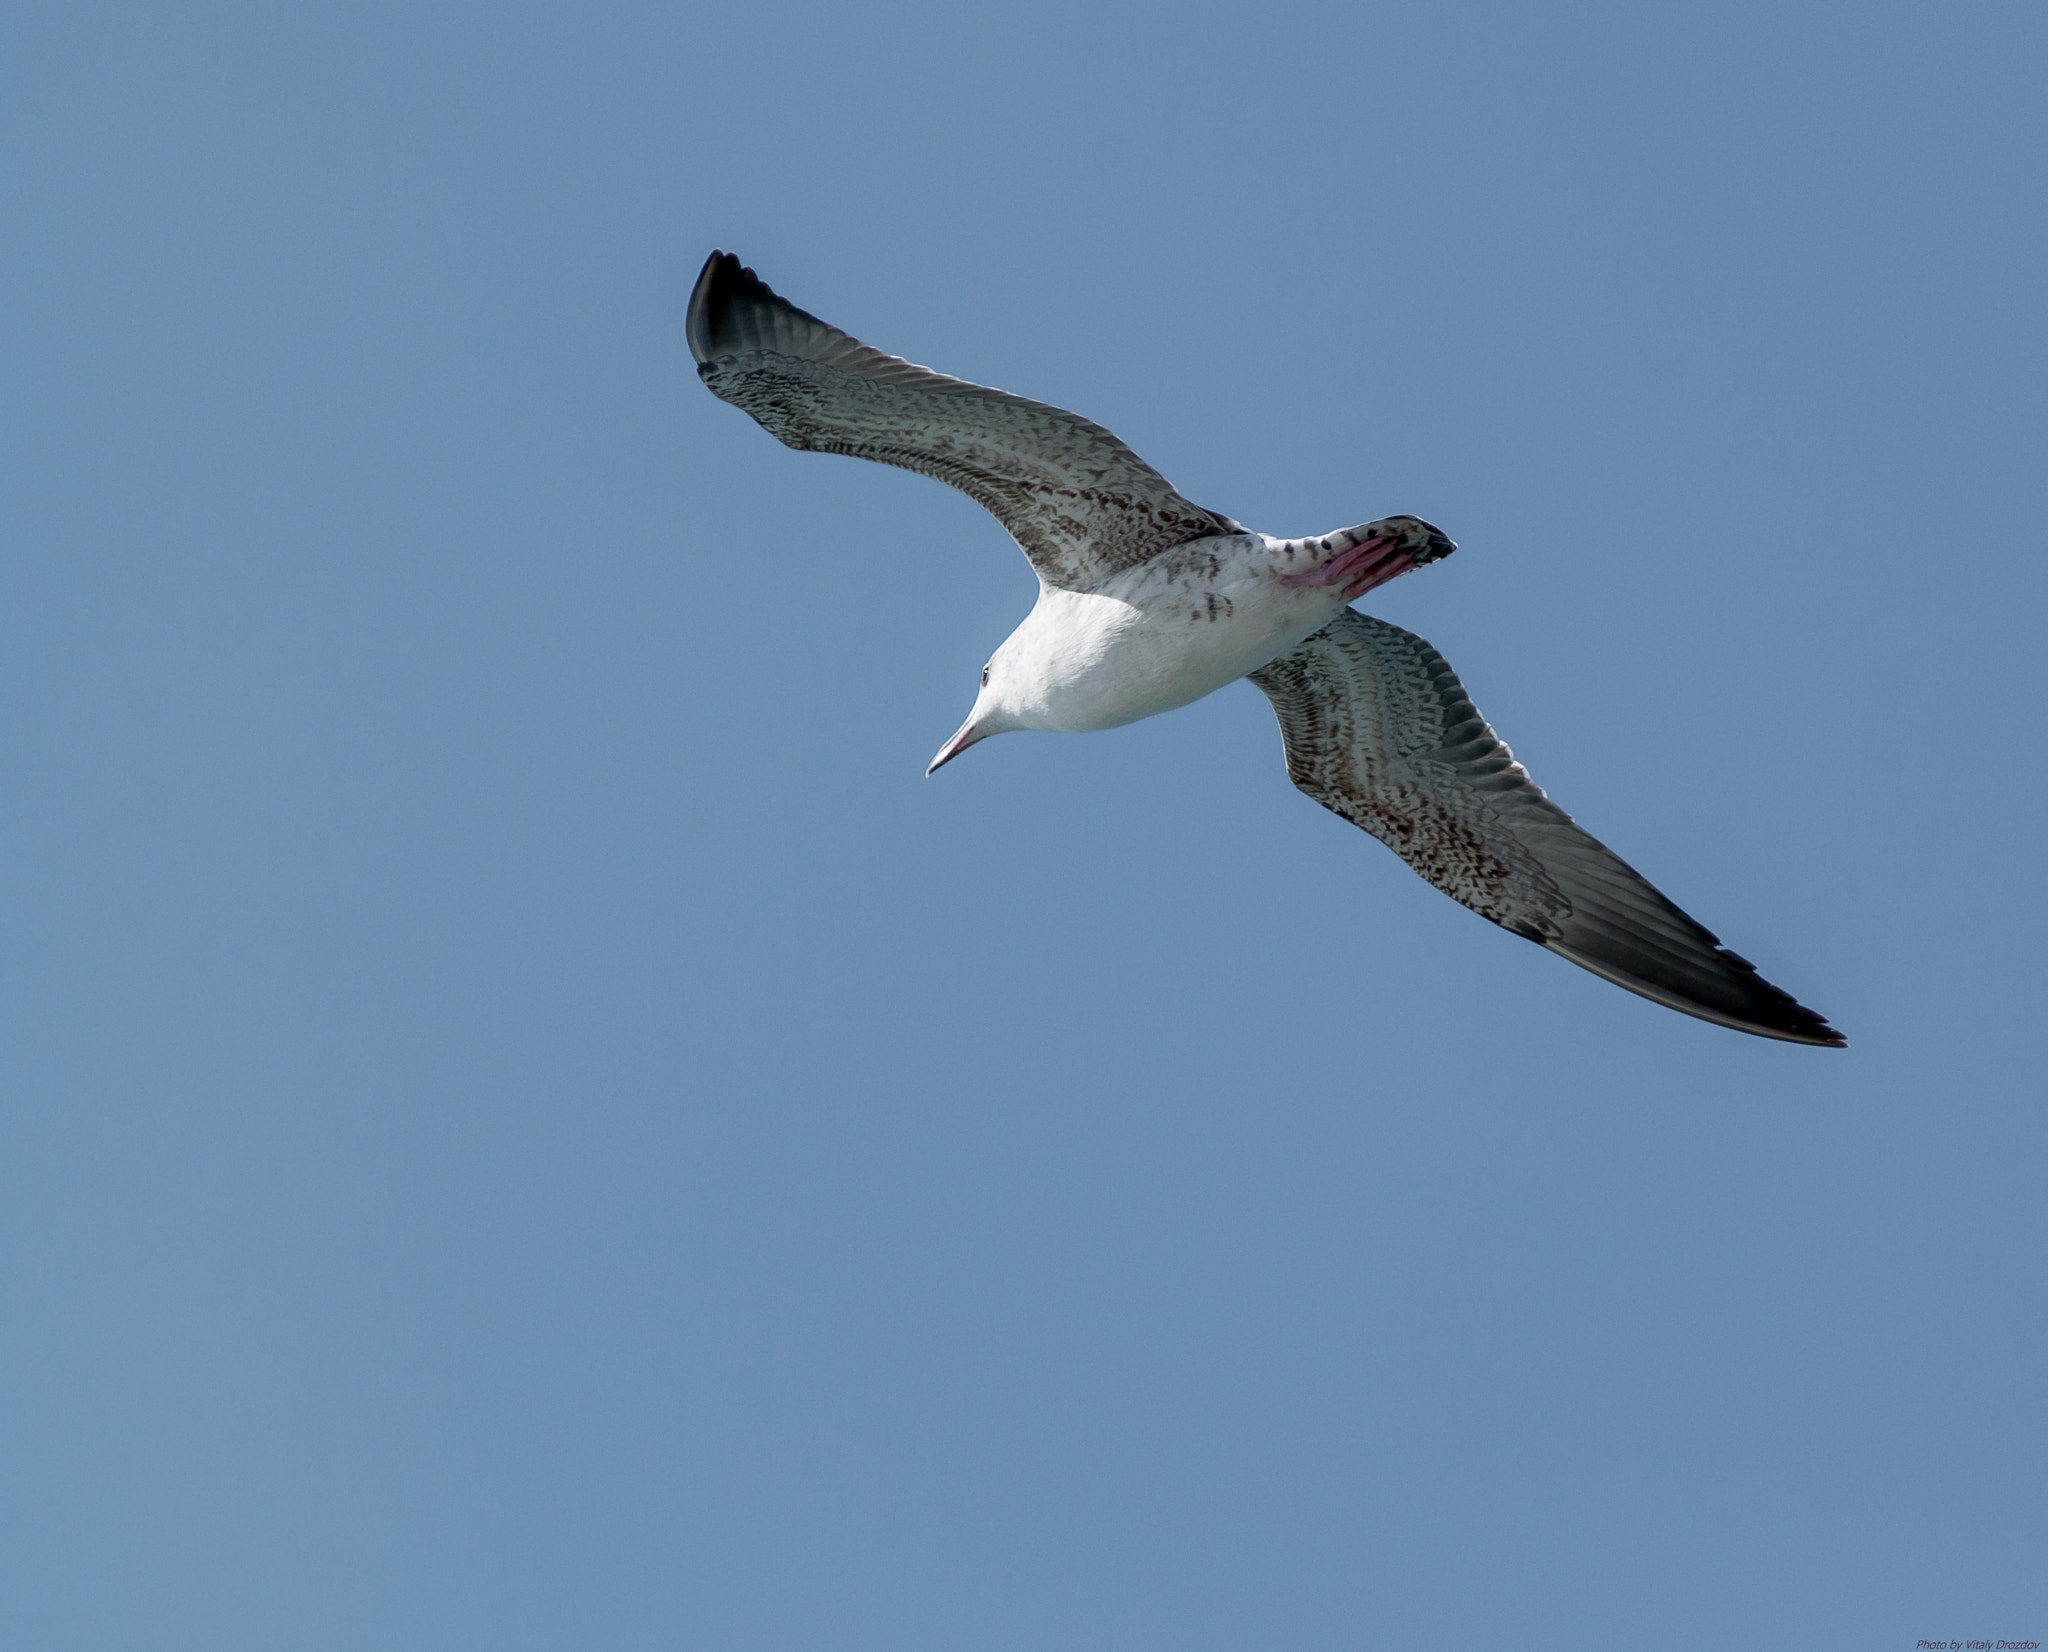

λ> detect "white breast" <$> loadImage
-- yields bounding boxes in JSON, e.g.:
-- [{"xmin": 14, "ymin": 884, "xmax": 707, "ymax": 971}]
[{"xmin": 994, "ymin": 535, "xmax": 1348, "ymax": 733}]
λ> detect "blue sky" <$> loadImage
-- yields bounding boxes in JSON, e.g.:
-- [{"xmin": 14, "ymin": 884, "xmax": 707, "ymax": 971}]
[{"xmin": 2, "ymin": 1, "xmax": 2042, "ymax": 1646}]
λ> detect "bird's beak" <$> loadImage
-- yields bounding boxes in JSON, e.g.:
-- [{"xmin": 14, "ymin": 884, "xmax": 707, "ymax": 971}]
[{"xmin": 925, "ymin": 719, "xmax": 986, "ymax": 776}]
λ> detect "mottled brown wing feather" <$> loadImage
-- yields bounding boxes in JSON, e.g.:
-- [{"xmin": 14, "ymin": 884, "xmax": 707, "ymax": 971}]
[
  {"xmin": 687, "ymin": 251, "xmax": 1240, "ymax": 590},
  {"xmin": 1248, "ymin": 611, "xmax": 1844, "ymax": 1045}
]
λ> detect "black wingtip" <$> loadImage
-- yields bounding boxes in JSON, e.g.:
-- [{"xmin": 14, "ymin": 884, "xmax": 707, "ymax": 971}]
[
  {"xmin": 1757, "ymin": 1006, "xmax": 1849, "ymax": 1049},
  {"xmin": 1710, "ymin": 947, "xmax": 1848, "ymax": 1047},
  {"xmin": 1542, "ymin": 936, "xmax": 1847, "ymax": 1047},
  {"xmin": 1793, "ymin": 1011, "xmax": 1850, "ymax": 1049},
  {"xmin": 687, "ymin": 248, "xmax": 779, "ymax": 366}
]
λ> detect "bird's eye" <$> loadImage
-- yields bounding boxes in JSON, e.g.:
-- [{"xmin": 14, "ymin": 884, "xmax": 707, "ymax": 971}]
[{"xmin": 981, "ymin": 666, "xmax": 990, "ymax": 687}]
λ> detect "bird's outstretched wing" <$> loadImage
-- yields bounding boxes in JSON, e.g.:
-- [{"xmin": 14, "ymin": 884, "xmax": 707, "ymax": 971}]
[
  {"xmin": 1248, "ymin": 611, "xmax": 1845, "ymax": 1045},
  {"xmin": 688, "ymin": 251, "xmax": 1241, "ymax": 590}
]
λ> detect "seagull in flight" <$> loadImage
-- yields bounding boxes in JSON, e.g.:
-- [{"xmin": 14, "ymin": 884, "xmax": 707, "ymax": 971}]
[{"xmin": 687, "ymin": 250, "xmax": 1844, "ymax": 1047}]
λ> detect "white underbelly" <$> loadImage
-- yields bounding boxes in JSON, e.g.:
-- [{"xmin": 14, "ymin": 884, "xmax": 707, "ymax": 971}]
[{"xmin": 1010, "ymin": 573, "xmax": 1342, "ymax": 734}]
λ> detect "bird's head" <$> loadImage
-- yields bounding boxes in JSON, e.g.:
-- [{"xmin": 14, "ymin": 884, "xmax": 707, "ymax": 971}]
[{"xmin": 926, "ymin": 653, "xmax": 1028, "ymax": 776}]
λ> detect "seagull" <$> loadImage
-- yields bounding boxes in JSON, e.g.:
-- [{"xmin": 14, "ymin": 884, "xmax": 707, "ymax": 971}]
[{"xmin": 687, "ymin": 250, "xmax": 1845, "ymax": 1047}]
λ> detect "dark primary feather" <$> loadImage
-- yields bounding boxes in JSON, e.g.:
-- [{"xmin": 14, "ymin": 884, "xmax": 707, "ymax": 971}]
[
  {"xmin": 687, "ymin": 251, "xmax": 1241, "ymax": 590},
  {"xmin": 1249, "ymin": 612, "xmax": 1845, "ymax": 1045}
]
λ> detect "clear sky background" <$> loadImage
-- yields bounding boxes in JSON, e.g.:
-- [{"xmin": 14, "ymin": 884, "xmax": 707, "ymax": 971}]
[{"xmin": 2, "ymin": 2, "xmax": 2042, "ymax": 1647}]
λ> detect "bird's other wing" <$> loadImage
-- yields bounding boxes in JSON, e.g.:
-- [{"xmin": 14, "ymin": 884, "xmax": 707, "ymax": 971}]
[
  {"xmin": 688, "ymin": 251, "xmax": 1241, "ymax": 591},
  {"xmin": 1247, "ymin": 611, "xmax": 1845, "ymax": 1045}
]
